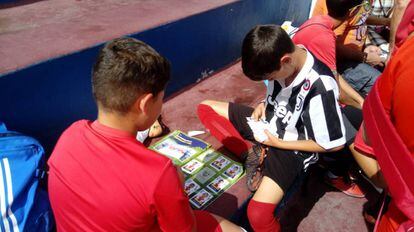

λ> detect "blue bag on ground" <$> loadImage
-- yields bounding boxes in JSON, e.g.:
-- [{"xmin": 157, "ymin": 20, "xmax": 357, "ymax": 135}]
[{"xmin": 0, "ymin": 122, "xmax": 54, "ymax": 232}]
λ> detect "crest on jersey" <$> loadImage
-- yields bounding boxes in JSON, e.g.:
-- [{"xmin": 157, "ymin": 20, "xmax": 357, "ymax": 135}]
[{"xmin": 303, "ymin": 79, "xmax": 310, "ymax": 91}]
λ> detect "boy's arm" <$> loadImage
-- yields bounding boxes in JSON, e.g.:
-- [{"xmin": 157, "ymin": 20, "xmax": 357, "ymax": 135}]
[
  {"xmin": 336, "ymin": 42, "xmax": 365, "ymax": 62},
  {"xmin": 389, "ymin": 0, "xmax": 410, "ymax": 52},
  {"xmin": 366, "ymin": 16, "xmax": 391, "ymax": 26},
  {"xmin": 338, "ymin": 74, "xmax": 364, "ymax": 109},
  {"xmin": 336, "ymin": 41, "xmax": 384, "ymax": 66},
  {"xmin": 154, "ymin": 161, "xmax": 196, "ymax": 232},
  {"xmin": 262, "ymin": 130, "xmax": 344, "ymax": 152},
  {"xmin": 350, "ymin": 141, "xmax": 387, "ymax": 188},
  {"xmin": 302, "ymin": 89, "xmax": 346, "ymax": 151}
]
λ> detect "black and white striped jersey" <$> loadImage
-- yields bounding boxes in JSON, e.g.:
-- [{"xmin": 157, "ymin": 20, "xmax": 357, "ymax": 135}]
[{"xmin": 264, "ymin": 50, "xmax": 346, "ymax": 150}]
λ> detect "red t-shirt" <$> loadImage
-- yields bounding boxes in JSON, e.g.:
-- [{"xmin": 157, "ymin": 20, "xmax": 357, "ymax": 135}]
[
  {"xmin": 377, "ymin": 37, "xmax": 414, "ymax": 157},
  {"xmin": 376, "ymin": 37, "xmax": 414, "ymax": 232},
  {"xmin": 293, "ymin": 15, "xmax": 336, "ymax": 71},
  {"xmin": 394, "ymin": 0, "xmax": 414, "ymax": 53},
  {"xmin": 48, "ymin": 120, "xmax": 194, "ymax": 232}
]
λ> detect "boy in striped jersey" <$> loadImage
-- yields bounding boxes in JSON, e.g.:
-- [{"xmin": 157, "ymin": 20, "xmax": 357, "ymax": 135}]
[{"xmin": 198, "ymin": 25, "xmax": 346, "ymax": 231}]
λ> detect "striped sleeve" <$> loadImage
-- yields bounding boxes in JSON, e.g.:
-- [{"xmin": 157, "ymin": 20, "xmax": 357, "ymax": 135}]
[{"xmin": 303, "ymin": 90, "xmax": 346, "ymax": 150}]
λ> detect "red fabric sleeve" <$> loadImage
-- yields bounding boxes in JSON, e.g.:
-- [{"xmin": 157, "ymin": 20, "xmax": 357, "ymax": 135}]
[{"xmin": 153, "ymin": 161, "xmax": 195, "ymax": 231}]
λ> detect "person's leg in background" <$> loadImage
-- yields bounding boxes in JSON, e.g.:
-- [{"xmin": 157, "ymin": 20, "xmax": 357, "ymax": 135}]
[
  {"xmin": 338, "ymin": 61, "xmax": 382, "ymax": 97},
  {"xmin": 323, "ymin": 106, "xmax": 366, "ymax": 198}
]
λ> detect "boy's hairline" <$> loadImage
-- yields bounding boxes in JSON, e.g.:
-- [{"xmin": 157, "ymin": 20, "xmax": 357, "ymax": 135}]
[
  {"xmin": 246, "ymin": 45, "xmax": 297, "ymax": 81},
  {"xmin": 95, "ymin": 88, "xmax": 165, "ymax": 115}
]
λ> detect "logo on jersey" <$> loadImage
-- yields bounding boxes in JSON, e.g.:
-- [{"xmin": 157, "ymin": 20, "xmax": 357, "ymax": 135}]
[
  {"xmin": 274, "ymin": 104, "xmax": 293, "ymax": 125},
  {"xmin": 295, "ymin": 95, "xmax": 304, "ymax": 111},
  {"xmin": 303, "ymin": 79, "xmax": 310, "ymax": 91}
]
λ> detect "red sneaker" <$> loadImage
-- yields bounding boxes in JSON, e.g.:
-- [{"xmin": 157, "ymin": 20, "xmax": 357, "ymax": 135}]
[{"xmin": 325, "ymin": 177, "xmax": 366, "ymax": 198}]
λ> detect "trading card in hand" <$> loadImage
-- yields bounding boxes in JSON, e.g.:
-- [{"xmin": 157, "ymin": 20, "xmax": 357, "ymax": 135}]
[
  {"xmin": 194, "ymin": 167, "xmax": 216, "ymax": 184},
  {"xmin": 210, "ymin": 156, "xmax": 231, "ymax": 171},
  {"xmin": 190, "ymin": 189, "xmax": 213, "ymax": 209},
  {"xmin": 181, "ymin": 160, "xmax": 203, "ymax": 174},
  {"xmin": 224, "ymin": 164, "xmax": 243, "ymax": 179},
  {"xmin": 207, "ymin": 176, "xmax": 230, "ymax": 194},
  {"xmin": 197, "ymin": 149, "xmax": 218, "ymax": 163},
  {"xmin": 246, "ymin": 117, "xmax": 277, "ymax": 142},
  {"xmin": 184, "ymin": 179, "xmax": 201, "ymax": 196}
]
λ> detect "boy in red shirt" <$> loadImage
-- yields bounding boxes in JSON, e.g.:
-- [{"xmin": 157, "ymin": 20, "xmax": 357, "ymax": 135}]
[
  {"xmin": 294, "ymin": 0, "xmax": 365, "ymax": 109},
  {"xmin": 48, "ymin": 38, "xmax": 242, "ymax": 232},
  {"xmin": 313, "ymin": 0, "xmax": 383, "ymax": 97}
]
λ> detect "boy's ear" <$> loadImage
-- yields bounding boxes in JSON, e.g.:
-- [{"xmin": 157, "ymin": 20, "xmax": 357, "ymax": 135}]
[
  {"xmin": 280, "ymin": 55, "xmax": 292, "ymax": 65},
  {"xmin": 136, "ymin": 93, "xmax": 154, "ymax": 115}
]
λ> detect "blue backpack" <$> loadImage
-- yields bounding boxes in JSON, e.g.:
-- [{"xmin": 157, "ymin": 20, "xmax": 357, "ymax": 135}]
[{"xmin": 0, "ymin": 122, "xmax": 54, "ymax": 232}]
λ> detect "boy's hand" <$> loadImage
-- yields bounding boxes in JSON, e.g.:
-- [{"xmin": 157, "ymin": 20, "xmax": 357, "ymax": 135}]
[
  {"xmin": 251, "ymin": 102, "xmax": 266, "ymax": 121},
  {"xmin": 260, "ymin": 130, "xmax": 282, "ymax": 147}
]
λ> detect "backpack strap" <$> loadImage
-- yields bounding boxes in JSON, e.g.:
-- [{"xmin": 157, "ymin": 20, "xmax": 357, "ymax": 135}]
[
  {"xmin": 363, "ymin": 82, "xmax": 414, "ymax": 223},
  {"xmin": 373, "ymin": 191, "xmax": 388, "ymax": 232}
]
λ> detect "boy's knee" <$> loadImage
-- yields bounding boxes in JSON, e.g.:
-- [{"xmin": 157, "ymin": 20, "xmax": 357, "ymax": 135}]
[
  {"xmin": 247, "ymin": 199, "xmax": 280, "ymax": 231},
  {"xmin": 247, "ymin": 202, "xmax": 263, "ymax": 225},
  {"xmin": 199, "ymin": 99, "xmax": 215, "ymax": 107},
  {"xmin": 197, "ymin": 100, "xmax": 222, "ymax": 119},
  {"xmin": 197, "ymin": 102, "xmax": 213, "ymax": 120}
]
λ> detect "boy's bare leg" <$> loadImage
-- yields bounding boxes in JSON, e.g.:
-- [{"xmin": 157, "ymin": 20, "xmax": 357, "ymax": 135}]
[
  {"xmin": 252, "ymin": 176, "xmax": 284, "ymax": 204},
  {"xmin": 349, "ymin": 143, "xmax": 387, "ymax": 189},
  {"xmin": 148, "ymin": 119, "xmax": 162, "ymax": 138},
  {"xmin": 200, "ymin": 100, "xmax": 230, "ymax": 119}
]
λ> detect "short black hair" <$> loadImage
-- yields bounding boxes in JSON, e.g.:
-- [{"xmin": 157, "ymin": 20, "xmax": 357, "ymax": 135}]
[
  {"xmin": 326, "ymin": 0, "xmax": 363, "ymax": 19},
  {"xmin": 92, "ymin": 37, "xmax": 170, "ymax": 114},
  {"xmin": 241, "ymin": 25, "xmax": 295, "ymax": 81}
]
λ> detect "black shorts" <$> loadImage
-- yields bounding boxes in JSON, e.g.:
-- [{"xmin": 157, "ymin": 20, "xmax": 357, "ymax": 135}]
[
  {"xmin": 228, "ymin": 103, "xmax": 255, "ymax": 142},
  {"xmin": 228, "ymin": 103, "xmax": 316, "ymax": 193},
  {"xmin": 341, "ymin": 105, "xmax": 363, "ymax": 146}
]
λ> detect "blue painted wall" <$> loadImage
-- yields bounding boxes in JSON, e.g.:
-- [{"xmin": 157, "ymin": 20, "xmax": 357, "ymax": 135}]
[{"xmin": 0, "ymin": 0, "xmax": 312, "ymax": 154}]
